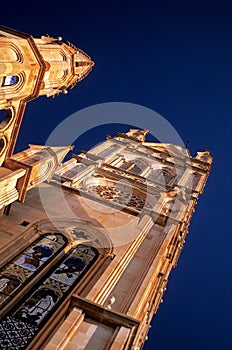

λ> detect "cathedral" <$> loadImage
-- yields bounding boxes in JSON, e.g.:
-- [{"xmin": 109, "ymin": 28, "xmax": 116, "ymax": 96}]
[{"xmin": 0, "ymin": 26, "xmax": 212, "ymax": 350}]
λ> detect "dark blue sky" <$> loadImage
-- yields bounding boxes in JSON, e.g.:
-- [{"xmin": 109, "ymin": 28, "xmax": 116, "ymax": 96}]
[{"xmin": 1, "ymin": 1, "xmax": 230, "ymax": 349}]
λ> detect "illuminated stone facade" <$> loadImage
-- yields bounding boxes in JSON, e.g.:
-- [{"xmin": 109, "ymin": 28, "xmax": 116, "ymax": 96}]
[
  {"xmin": 0, "ymin": 25, "xmax": 93, "ymax": 211},
  {"xmin": 0, "ymin": 27, "xmax": 212, "ymax": 350}
]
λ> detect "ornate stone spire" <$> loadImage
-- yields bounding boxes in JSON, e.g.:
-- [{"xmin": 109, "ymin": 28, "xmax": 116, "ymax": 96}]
[{"xmin": 0, "ymin": 25, "xmax": 94, "ymax": 162}]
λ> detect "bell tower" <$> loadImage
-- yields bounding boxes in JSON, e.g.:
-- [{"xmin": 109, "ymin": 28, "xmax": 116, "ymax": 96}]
[
  {"xmin": 0, "ymin": 25, "xmax": 94, "ymax": 163},
  {"xmin": 0, "ymin": 25, "xmax": 94, "ymax": 212}
]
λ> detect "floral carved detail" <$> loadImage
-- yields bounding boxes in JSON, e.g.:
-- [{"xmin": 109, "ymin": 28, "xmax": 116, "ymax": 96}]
[{"xmin": 87, "ymin": 184, "xmax": 153, "ymax": 211}]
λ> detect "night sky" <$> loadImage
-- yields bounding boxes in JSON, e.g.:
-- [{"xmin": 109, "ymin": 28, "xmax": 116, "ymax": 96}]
[{"xmin": 1, "ymin": 1, "xmax": 230, "ymax": 349}]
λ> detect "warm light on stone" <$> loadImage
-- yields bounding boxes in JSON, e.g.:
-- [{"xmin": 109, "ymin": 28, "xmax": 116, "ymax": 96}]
[{"xmin": 0, "ymin": 26, "xmax": 212, "ymax": 350}]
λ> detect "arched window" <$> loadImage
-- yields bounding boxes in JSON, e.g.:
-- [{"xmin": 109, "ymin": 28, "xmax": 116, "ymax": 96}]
[
  {"xmin": 0, "ymin": 137, "xmax": 6, "ymax": 155},
  {"xmin": 0, "ymin": 108, "xmax": 13, "ymax": 130},
  {"xmin": 118, "ymin": 157, "xmax": 149, "ymax": 176},
  {"xmin": 148, "ymin": 167, "xmax": 176, "ymax": 187},
  {"xmin": 1, "ymin": 76, "xmax": 19, "ymax": 87},
  {"xmin": 118, "ymin": 160, "xmax": 134, "ymax": 172},
  {"xmin": 0, "ymin": 233, "xmax": 68, "ymax": 311},
  {"xmin": 0, "ymin": 234, "xmax": 98, "ymax": 350},
  {"xmin": 185, "ymin": 171, "xmax": 202, "ymax": 191},
  {"xmin": 62, "ymin": 164, "xmax": 85, "ymax": 178},
  {"xmin": 162, "ymin": 168, "xmax": 176, "ymax": 185}
]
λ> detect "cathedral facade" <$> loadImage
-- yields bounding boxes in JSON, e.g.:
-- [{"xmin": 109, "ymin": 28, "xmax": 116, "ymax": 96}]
[{"xmin": 0, "ymin": 26, "xmax": 212, "ymax": 350}]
